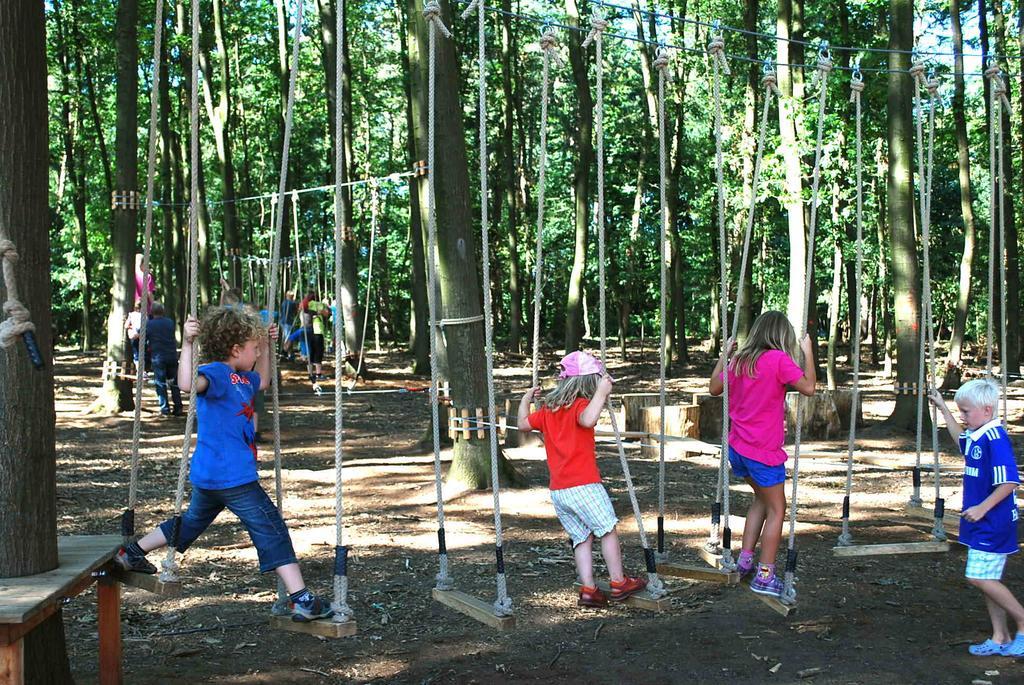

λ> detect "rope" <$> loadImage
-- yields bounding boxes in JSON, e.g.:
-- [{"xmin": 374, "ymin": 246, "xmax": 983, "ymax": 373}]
[
  {"xmin": 463, "ymin": 0, "xmax": 513, "ymax": 617},
  {"xmin": 782, "ymin": 50, "xmax": 832, "ymax": 605},
  {"xmin": 291, "ymin": 192, "xmax": 316, "ymax": 384},
  {"xmin": 123, "ymin": 0, "xmax": 165, "ymax": 545},
  {"xmin": 588, "ymin": 13, "xmax": 665, "ymax": 598},
  {"xmin": 331, "ymin": 0, "xmax": 353, "ymax": 622},
  {"xmin": 348, "ymin": 182, "xmax": 378, "ymax": 389},
  {"xmin": 910, "ymin": 63, "xmax": 927, "ymax": 507},
  {"xmin": 435, "ymin": 314, "xmax": 485, "ymax": 326},
  {"xmin": 654, "ymin": 47, "xmax": 670, "ymax": 558},
  {"xmin": 423, "ymin": 0, "xmax": 453, "ymax": 591},
  {"xmin": 708, "ymin": 29, "xmax": 735, "ymax": 570},
  {"xmin": 263, "ymin": 0, "xmax": 305, "ymax": 610},
  {"xmin": 986, "ymin": 66, "xmax": 1011, "ymax": 422},
  {"xmin": 530, "ymin": 27, "xmax": 557, "ymax": 389},
  {"xmin": 161, "ymin": 0, "xmax": 203, "ymax": 582},
  {"xmin": 838, "ymin": 72, "xmax": 865, "ymax": 547}
]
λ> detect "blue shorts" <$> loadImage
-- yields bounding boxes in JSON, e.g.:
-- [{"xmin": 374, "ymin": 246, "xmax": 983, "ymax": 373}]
[
  {"xmin": 728, "ymin": 447, "xmax": 786, "ymax": 488},
  {"xmin": 159, "ymin": 481, "xmax": 297, "ymax": 573}
]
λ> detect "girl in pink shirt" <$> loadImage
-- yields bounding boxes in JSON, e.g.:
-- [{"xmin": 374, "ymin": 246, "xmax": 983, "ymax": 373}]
[{"xmin": 709, "ymin": 311, "xmax": 815, "ymax": 598}]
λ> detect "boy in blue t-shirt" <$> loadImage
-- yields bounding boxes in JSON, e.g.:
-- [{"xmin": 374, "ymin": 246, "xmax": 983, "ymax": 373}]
[
  {"xmin": 114, "ymin": 306, "xmax": 332, "ymax": 622},
  {"xmin": 930, "ymin": 379, "xmax": 1024, "ymax": 657}
]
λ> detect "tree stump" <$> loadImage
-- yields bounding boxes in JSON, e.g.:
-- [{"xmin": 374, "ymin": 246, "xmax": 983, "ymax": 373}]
[
  {"xmin": 696, "ymin": 394, "xmax": 724, "ymax": 442},
  {"xmin": 621, "ymin": 393, "xmax": 662, "ymax": 432},
  {"xmin": 639, "ymin": 401, "xmax": 700, "ymax": 439},
  {"xmin": 784, "ymin": 391, "xmax": 841, "ymax": 440},
  {"xmin": 829, "ymin": 388, "xmax": 865, "ymax": 430},
  {"xmin": 503, "ymin": 397, "xmax": 541, "ymax": 448}
]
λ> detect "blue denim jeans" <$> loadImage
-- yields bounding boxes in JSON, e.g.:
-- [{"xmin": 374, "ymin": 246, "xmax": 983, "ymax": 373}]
[
  {"xmin": 159, "ymin": 481, "xmax": 297, "ymax": 572},
  {"xmin": 152, "ymin": 360, "xmax": 182, "ymax": 414}
]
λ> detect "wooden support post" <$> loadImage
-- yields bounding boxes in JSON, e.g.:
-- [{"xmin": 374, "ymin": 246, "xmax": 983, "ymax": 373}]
[
  {"xmin": 475, "ymin": 407, "xmax": 484, "ymax": 440},
  {"xmin": 831, "ymin": 541, "xmax": 950, "ymax": 557},
  {"xmin": 0, "ymin": 640, "xmax": 23, "ymax": 685},
  {"xmin": 656, "ymin": 562, "xmax": 738, "ymax": 585},
  {"xmin": 97, "ymin": 576, "xmax": 123, "ymax": 685},
  {"xmin": 460, "ymin": 408, "xmax": 470, "ymax": 440},
  {"xmin": 572, "ymin": 581, "xmax": 672, "ymax": 612},
  {"xmin": 269, "ymin": 616, "xmax": 358, "ymax": 638},
  {"xmin": 432, "ymin": 589, "xmax": 516, "ymax": 631}
]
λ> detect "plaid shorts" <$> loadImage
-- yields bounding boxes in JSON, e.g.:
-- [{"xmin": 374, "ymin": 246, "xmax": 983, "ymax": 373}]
[
  {"xmin": 965, "ymin": 548, "xmax": 1008, "ymax": 580},
  {"xmin": 550, "ymin": 483, "xmax": 619, "ymax": 547}
]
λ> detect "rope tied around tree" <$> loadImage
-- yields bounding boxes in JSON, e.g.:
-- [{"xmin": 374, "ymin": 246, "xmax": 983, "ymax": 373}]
[
  {"xmin": 0, "ymin": 240, "xmax": 37, "ymax": 353},
  {"xmin": 781, "ymin": 48, "xmax": 833, "ymax": 605},
  {"xmin": 423, "ymin": 0, "xmax": 454, "ymax": 592},
  {"xmin": 654, "ymin": 46, "xmax": 671, "ymax": 557},
  {"xmin": 463, "ymin": 0, "xmax": 514, "ymax": 617},
  {"xmin": 530, "ymin": 27, "xmax": 557, "ymax": 389},
  {"xmin": 589, "ymin": 10, "xmax": 665, "ymax": 598},
  {"xmin": 838, "ymin": 68, "xmax": 865, "ymax": 547}
]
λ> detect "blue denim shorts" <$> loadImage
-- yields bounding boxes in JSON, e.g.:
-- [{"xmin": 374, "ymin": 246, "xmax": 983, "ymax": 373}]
[
  {"xmin": 728, "ymin": 447, "xmax": 787, "ymax": 488},
  {"xmin": 159, "ymin": 480, "xmax": 297, "ymax": 573}
]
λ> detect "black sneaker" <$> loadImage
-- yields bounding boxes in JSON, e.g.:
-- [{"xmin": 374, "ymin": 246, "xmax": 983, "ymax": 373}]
[
  {"xmin": 290, "ymin": 593, "xmax": 334, "ymax": 622},
  {"xmin": 114, "ymin": 546, "xmax": 157, "ymax": 574}
]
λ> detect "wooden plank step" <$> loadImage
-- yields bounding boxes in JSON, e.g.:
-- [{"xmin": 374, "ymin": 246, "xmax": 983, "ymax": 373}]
[
  {"xmin": 831, "ymin": 540, "xmax": 951, "ymax": 557},
  {"xmin": 656, "ymin": 562, "xmax": 738, "ymax": 585},
  {"xmin": 269, "ymin": 616, "xmax": 357, "ymax": 638},
  {"xmin": 110, "ymin": 569, "xmax": 182, "ymax": 597},
  {"xmin": 739, "ymin": 576, "xmax": 796, "ymax": 617},
  {"xmin": 431, "ymin": 588, "xmax": 516, "ymax": 631},
  {"xmin": 572, "ymin": 581, "xmax": 672, "ymax": 612},
  {"xmin": 697, "ymin": 546, "xmax": 733, "ymax": 569},
  {"xmin": 905, "ymin": 504, "xmax": 961, "ymax": 533}
]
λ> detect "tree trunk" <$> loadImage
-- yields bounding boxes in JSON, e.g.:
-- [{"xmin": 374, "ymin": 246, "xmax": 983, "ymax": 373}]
[
  {"xmin": 199, "ymin": 0, "xmax": 240, "ymax": 287},
  {"xmin": 158, "ymin": 30, "xmax": 178, "ymax": 324},
  {"xmin": 500, "ymin": 0, "xmax": 522, "ymax": 353},
  {"xmin": 885, "ymin": 0, "xmax": 921, "ymax": 428},
  {"xmin": 399, "ymin": 0, "xmax": 430, "ymax": 373},
  {"xmin": 409, "ymin": 0, "xmax": 521, "ymax": 488},
  {"xmin": 563, "ymin": 0, "xmax": 594, "ymax": 354},
  {"xmin": 777, "ymin": 0, "xmax": 806, "ymax": 328},
  {"xmin": 736, "ymin": 0, "xmax": 759, "ymax": 339},
  {"xmin": 943, "ymin": 0, "xmax": 977, "ymax": 389},
  {"xmin": 0, "ymin": 2, "xmax": 73, "ymax": 680},
  {"xmin": 991, "ymin": 2, "xmax": 1021, "ymax": 375},
  {"xmin": 93, "ymin": 0, "xmax": 140, "ymax": 413}
]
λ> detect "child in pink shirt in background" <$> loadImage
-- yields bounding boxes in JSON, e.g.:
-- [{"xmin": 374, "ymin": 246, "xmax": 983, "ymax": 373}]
[{"xmin": 709, "ymin": 311, "xmax": 816, "ymax": 598}]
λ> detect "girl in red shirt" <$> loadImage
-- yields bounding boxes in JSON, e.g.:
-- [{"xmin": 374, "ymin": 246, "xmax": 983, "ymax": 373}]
[
  {"xmin": 709, "ymin": 311, "xmax": 816, "ymax": 598},
  {"xmin": 518, "ymin": 350, "xmax": 647, "ymax": 608}
]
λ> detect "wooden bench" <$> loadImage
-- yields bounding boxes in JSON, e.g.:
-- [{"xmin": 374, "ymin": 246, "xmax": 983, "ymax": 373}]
[{"xmin": 0, "ymin": 535, "xmax": 123, "ymax": 685}]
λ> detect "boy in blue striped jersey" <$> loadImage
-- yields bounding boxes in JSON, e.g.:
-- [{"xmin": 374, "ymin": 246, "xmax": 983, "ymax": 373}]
[{"xmin": 930, "ymin": 379, "xmax": 1023, "ymax": 657}]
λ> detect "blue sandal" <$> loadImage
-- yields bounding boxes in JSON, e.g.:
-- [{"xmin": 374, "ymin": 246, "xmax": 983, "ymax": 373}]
[
  {"xmin": 1000, "ymin": 633, "xmax": 1024, "ymax": 657},
  {"xmin": 968, "ymin": 639, "xmax": 1008, "ymax": 656}
]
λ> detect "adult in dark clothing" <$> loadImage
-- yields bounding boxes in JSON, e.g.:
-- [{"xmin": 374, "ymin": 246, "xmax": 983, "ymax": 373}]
[{"xmin": 147, "ymin": 302, "xmax": 183, "ymax": 416}]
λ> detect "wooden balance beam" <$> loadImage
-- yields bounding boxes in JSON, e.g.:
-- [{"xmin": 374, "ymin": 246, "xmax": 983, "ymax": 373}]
[
  {"xmin": 432, "ymin": 589, "xmax": 516, "ymax": 631},
  {"xmin": 110, "ymin": 569, "xmax": 182, "ymax": 597},
  {"xmin": 269, "ymin": 616, "xmax": 357, "ymax": 638},
  {"xmin": 904, "ymin": 503, "xmax": 961, "ymax": 535},
  {"xmin": 571, "ymin": 581, "xmax": 672, "ymax": 612},
  {"xmin": 655, "ymin": 561, "xmax": 738, "ymax": 585},
  {"xmin": 0, "ymin": 535, "xmax": 123, "ymax": 685},
  {"xmin": 832, "ymin": 540, "xmax": 950, "ymax": 557}
]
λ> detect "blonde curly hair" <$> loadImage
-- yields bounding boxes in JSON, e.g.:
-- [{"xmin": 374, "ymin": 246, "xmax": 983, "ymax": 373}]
[{"xmin": 198, "ymin": 306, "xmax": 265, "ymax": 363}]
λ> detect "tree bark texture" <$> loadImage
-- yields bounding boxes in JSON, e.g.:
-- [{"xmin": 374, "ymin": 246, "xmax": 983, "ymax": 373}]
[
  {"xmin": 0, "ymin": 1, "xmax": 73, "ymax": 679},
  {"xmin": 777, "ymin": 0, "xmax": 806, "ymax": 329}
]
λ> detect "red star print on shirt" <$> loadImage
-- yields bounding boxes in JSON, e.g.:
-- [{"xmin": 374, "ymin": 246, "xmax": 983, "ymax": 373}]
[{"xmin": 236, "ymin": 399, "xmax": 256, "ymax": 422}]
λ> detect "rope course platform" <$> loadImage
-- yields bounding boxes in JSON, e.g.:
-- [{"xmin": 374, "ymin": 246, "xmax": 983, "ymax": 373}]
[
  {"xmin": 269, "ymin": 615, "xmax": 358, "ymax": 638},
  {"xmin": 831, "ymin": 540, "xmax": 950, "ymax": 557},
  {"xmin": 0, "ymin": 535, "xmax": 123, "ymax": 685},
  {"xmin": 431, "ymin": 589, "xmax": 516, "ymax": 631},
  {"xmin": 109, "ymin": 569, "xmax": 181, "ymax": 597},
  {"xmin": 696, "ymin": 547, "xmax": 792, "ymax": 616},
  {"xmin": 571, "ymin": 582, "xmax": 671, "ymax": 612}
]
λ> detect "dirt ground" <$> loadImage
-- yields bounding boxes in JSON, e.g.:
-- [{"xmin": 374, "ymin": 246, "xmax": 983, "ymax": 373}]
[{"xmin": 51, "ymin": 345, "xmax": 1024, "ymax": 684}]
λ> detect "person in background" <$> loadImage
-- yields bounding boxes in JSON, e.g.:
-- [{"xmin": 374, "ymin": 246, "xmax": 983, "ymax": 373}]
[{"xmin": 146, "ymin": 302, "xmax": 182, "ymax": 416}]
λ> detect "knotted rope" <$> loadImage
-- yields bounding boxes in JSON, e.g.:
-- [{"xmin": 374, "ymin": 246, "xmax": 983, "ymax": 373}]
[
  {"xmin": 708, "ymin": 29, "xmax": 735, "ymax": 571},
  {"xmin": 588, "ymin": 13, "xmax": 665, "ymax": 598},
  {"xmin": 423, "ymin": 0, "xmax": 453, "ymax": 591},
  {"xmin": 781, "ymin": 49, "xmax": 832, "ymax": 605},
  {"xmin": 463, "ymin": 0, "xmax": 513, "ymax": 617},
  {"xmin": 654, "ymin": 46, "xmax": 670, "ymax": 559},
  {"xmin": 530, "ymin": 27, "xmax": 558, "ymax": 389},
  {"xmin": 0, "ymin": 241, "xmax": 36, "ymax": 354},
  {"xmin": 123, "ymin": 0, "xmax": 166, "ymax": 545},
  {"xmin": 161, "ymin": 0, "xmax": 204, "ymax": 582},
  {"xmin": 838, "ymin": 70, "xmax": 865, "ymax": 547},
  {"xmin": 331, "ymin": 0, "xmax": 353, "ymax": 624}
]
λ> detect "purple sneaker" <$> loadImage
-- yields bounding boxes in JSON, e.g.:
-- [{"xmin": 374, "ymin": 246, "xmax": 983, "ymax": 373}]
[
  {"xmin": 750, "ymin": 571, "xmax": 783, "ymax": 598},
  {"xmin": 735, "ymin": 558, "xmax": 755, "ymax": 579}
]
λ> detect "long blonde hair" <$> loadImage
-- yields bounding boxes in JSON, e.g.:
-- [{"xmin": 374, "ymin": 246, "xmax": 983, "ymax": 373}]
[
  {"xmin": 729, "ymin": 310, "xmax": 799, "ymax": 378},
  {"xmin": 544, "ymin": 374, "xmax": 599, "ymax": 410}
]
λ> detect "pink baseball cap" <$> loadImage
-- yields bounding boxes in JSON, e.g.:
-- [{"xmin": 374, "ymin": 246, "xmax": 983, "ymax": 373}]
[{"xmin": 558, "ymin": 350, "xmax": 609, "ymax": 379}]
